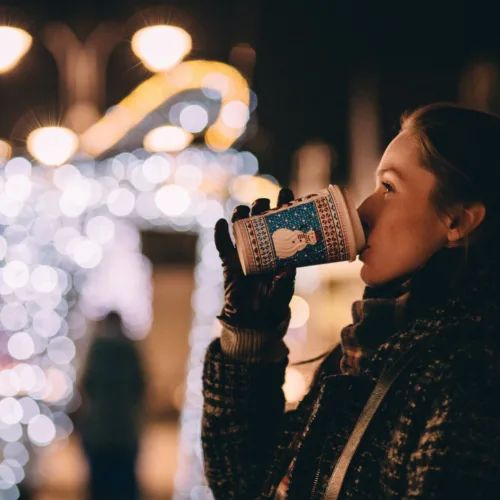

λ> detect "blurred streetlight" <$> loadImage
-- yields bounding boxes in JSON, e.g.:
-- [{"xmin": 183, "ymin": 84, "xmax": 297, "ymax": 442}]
[
  {"xmin": 144, "ymin": 125, "xmax": 193, "ymax": 153},
  {"xmin": 131, "ymin": 25, "xmax": 192, "ymax": 72},
  {"xmin": 229, "ymin": 175, "xmax": 281, "ymax": 204},
  {"xmin": 0, "ymin": 140, "xmax": 12, "ymax": 163},
  {"xmin": 0, "ymin": 26, "xmax": 32, "ymax": 73},
  {"xmin": 289, "ymin": 295, "xmax": 310, "ymax": 329},
  {"xmin": 27, "ymin": 127, "xmax": 79, "ymax": 166}
]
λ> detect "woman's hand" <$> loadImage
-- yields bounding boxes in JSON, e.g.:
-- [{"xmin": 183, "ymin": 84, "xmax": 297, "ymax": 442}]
[{"xmin": 215, "ymin": 188, "xmax": 296, "ymax": 330}]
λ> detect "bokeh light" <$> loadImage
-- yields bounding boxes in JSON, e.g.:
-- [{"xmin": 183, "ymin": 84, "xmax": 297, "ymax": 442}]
[
  {"xmin": 81, "ymin": 60, "xmax": 250, "ymax": 156},
  {"xmin": 142, "ymin": 155, "xmax": 171, "ymax": 184},
  {"xmin": 0, "ymin": 27, "xmax": 32, "ymax": 73},
  {"xmin": 0, "ymin": 145, "xmax": 272, "ymax": 495},
  {"xmin": 30, "ymin": 266, "xmax": 58, "ymax": 293},
  {"xmin": 0, "ymin": 398, "xmax": 23, "ymax": 425},
  {"xmin": 52, "ymin": 164, "xmax": 81, "ymax": 190},
  {"xmin": 5, "ymin": 157, "xmax": 31, "ymax": 178},
  {"xmin": 2, "ymin": 261, "xmax": 29, "ymax": 290},
  {"xmin": 107, "ymin": 188, "xmax": 135, "ymax": 216},
  {"xmin": 1, "ymin": 303, "xmax": 28, "ymax": 331},
  {"xmin": 32, "ymin": 309, "xmax": 62, "ymax": 338},
  {"xmin": 27, "ymin": 127, "xmax": 78, "ymax": 166},
  {"xmin": 27, "ymin": 415, "xmax": 56, "ymax": 446},
  {"xmin": 230, "ymin": 175, "xmax": 281, "ymax": 204},
  {"xmin": 283, "ymin": 367, "xmax": 307, "ymax": 403},
  {"xmin": 174, "ymin": 163, "xmax": 203, "ymax": 191},
  {"xmin": 72, "ymin": 239, "xmax": 102, "ymax": 269},
  {"xmin": 85, "ymin": 216, "xmax": 115, "ymax": 244},
  {"xmin": 0, "ymin": 140, "xmax": 12, "ymax": 163},
  {"xmin": 289, "ymin": 295, "xmax": 310, "ymax": 329},
  {"xmin": 201, "ymin": 72, "xmax": 229, "ymax": 97},
  {"xmin": 155, "ymin": 185, "xmax": 191, "ymax": 216},
  {"xmin": 144, "ymin": 126, "xmax": 193, "ymax": 153},
  {"xmin": 131, "ymin": 25, "xmax": 192, "ymax": 72},
  {"xmin": 221, "ymin": 100, "xmax": 250, "ymax": 129},
  {"xmin": 47, "ymin": 337, "xmax": 76, "ymax": 365},
  {"xmin": 8, "ymin": 333, "xmax": 35, "ymax": 360},
  {"xmin": 179, "ymin": 104, "xmax": 209, "ymax": 133}
]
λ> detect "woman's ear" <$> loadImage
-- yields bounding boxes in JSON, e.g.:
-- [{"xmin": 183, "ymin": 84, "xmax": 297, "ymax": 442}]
[{"xmin": 446, "ymin": 202, "xmax": 486, "ymax": 247}]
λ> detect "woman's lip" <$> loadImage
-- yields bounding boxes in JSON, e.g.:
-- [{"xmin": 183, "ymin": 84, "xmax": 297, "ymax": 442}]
[{"xmin": 358, "ymin": 245, "xmax": 370, "ymax": 261}]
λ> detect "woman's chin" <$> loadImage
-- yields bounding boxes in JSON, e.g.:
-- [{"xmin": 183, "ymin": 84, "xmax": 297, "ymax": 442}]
[
  {"xmin": 359, "ymin": 264, "xmax": 392, "ymax": 287},
  {"xmin": 359, "ymin": 265, "xmax": 374, "ymax": 286}
]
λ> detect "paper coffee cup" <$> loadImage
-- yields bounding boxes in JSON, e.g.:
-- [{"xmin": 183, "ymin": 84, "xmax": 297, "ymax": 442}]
[{"xmin": 233, "ymin": 185, "xmax": 366, "ymax": 275}]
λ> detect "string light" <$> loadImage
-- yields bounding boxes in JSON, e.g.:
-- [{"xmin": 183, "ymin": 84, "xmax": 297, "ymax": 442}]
[
  {"xmin": 27, "ymin": 127, "xmax": 78, "ymax": 166},
  {"xmin": 0, "ymin": 147, "xmax": 277, "ymax": 498},
  {"xmin": 80, "ymin": 60, "xmax": 250, "ymax": 157},
  {"xmin": 131, "ymin": 25, "xmax": 192, "ymax": 73},
  {"xmin": 0, "ymin": 27, "xmax": 32, "ymax": 73}
]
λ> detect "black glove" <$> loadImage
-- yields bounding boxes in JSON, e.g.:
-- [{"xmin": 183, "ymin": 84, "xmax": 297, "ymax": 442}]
[{"xmin": 215, "ymin": 188, "xmax": 296, "ymax": 330}]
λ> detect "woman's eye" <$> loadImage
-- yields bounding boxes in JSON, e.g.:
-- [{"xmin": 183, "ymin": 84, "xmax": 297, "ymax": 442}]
[{"xmin": 381, "ymin": 181, "xmax": 395, "ymax": 194}]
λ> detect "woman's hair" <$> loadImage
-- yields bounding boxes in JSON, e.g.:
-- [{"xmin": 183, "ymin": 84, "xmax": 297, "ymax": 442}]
[
  {"xmin": 296, "ymin": 103, "xmax": 500, "ymax": 370},
  {"xmin": 400, "ymin": 103, "xmax": 500, "ymax": 266}
]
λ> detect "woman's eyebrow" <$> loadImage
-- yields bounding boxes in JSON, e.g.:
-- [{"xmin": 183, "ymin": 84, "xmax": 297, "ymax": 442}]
[{"xmin": 375, "ymin": 167, "xmax": 405, "ymax": 182}]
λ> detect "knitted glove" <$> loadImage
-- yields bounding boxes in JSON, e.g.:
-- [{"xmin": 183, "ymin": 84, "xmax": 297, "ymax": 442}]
[{"xmin": 215, "ymin": 188, "xmax": 296, "ymax": 333}]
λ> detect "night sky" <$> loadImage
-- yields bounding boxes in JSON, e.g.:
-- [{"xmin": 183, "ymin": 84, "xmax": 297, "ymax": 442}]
[{"xmin": 0, "ymin": 0, "xmax": 498, "ymax": 184}]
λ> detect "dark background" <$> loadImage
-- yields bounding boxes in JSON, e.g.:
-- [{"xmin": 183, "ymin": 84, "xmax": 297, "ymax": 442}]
[{"xmin": 0, "ymin": 0, "xmax": 497, "ymax": 184}]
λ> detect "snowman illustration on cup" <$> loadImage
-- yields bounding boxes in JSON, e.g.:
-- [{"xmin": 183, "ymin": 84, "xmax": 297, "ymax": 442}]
[{"xmin": 272, "ymin": 226, "xmax": 323, "ymax": 259}]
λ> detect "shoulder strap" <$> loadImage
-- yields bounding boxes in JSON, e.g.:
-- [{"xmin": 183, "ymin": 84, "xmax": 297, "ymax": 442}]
[{"xmin": 323, "ymin": 334, "xmax": 436, "ymax": 500}]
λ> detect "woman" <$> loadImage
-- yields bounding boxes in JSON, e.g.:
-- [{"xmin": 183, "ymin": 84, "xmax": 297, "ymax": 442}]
[{"xmin": 202, "ymin": 103, "xmax": 500, "ymax": 499}]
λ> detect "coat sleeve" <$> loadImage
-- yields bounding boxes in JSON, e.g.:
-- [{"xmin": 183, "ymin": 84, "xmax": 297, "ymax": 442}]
[
  {"xmin": 403, "ymin": 344, "xmax": 500, "ymax": 499},
  {"xmin": 202, "ymin": 339, "xmax": 342, "ymax": 499}
]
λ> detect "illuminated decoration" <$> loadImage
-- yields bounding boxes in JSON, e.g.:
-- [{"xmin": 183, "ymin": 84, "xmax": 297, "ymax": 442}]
[
  {"xmin": 80, "ymin": 60, "xmax": 250, "ymax": 156},
  {"xmin": 0, "ymin": 27, "xmax": 32, "ymax": 73},
  {"xmin": 179, "ymin": 104, "xmax": 209, "ymax": 133},
  {"xmin": 283, "ymin": 367, "xmax": 307, "ymax": 404},
  {"xmin": 230, "ymin": 174, "xmax": 280, "ymax": 204},
  {"xmin": 0, "ymin": 140, "xmax": 12, "ymax": 163},
  {"xmin": 131, "ymin": 25, "xmax": 192, "ymax": 73},
  {"xmin": 144, "ymin": 126, "xmax": 194, "ymax": 153},
  {"xmin": 0, "ymin": 146, "xmax": 285, "ymax": 498},
  {"xmin": 0, "ymin": 31, "xmax": 301, "ymax": 497},
  {"xmin": 289, "ymin": 295, "xmax": 311, "ymax": 329},
  {"xmin": 27, "ymin": 127, "xmax": 79, "ymax": 166}
]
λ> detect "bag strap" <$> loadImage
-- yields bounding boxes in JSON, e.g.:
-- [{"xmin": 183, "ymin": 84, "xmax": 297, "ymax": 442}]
[{"xmin": 323, "ymin": 334, "xmax": 436, "ymax": 500}]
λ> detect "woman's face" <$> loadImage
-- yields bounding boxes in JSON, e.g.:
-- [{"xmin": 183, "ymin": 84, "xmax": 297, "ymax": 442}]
[{"xmin": 357, "ymin": 132, "xmax": 450, "ymax": 287}]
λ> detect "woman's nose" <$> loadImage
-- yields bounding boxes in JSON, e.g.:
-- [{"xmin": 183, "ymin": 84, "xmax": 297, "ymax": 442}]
[{"xmin": 357, "ymin": 195, "xmax": 374, "ymax": 238}]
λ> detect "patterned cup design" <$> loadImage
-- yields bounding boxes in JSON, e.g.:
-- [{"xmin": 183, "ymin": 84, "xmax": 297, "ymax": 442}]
[{"xmin": 233, "ymin": 185, "xmax": 365, "ymax": 275}]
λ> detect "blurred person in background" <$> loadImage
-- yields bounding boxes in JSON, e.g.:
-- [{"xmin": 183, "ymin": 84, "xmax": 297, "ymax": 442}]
[
  {"xmin": 78, "ymin": 311, "xmax": 146, "ymax": 500},
  {"xmin": 202, "ymin": 103, "xmax": 500, "ymax": 498}
]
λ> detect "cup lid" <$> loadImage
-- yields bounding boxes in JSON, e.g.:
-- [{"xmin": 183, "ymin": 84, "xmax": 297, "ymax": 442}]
[{"xmin": 328, "ymin": 185, "xmax": 366, "ymax": 261}]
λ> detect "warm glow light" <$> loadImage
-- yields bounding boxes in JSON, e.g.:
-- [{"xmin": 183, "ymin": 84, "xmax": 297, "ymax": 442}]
[
  {"xmin": 283, "ymin": 367, "xmax": 307, "ymax": 403},
  {"xmin": 155, "ymin": 185, "xmax": 191, "ymax": 216},
  {"xmin": 131, "ymin": 25, "xmax": 192, "ymax": 72},
  {"xmin": 80, "ymin": 60, "xmax": 250, "ymax": 156},
  {"xmin": 179, "ymin": 104, "xmax": 209, "ymax": 133},
  {"xmin": 0, "ymin": 139, "xmax": 12, "ymax": 163},
  {"xmin": 0, "ymin": 27, "xmax": 32, "ymax": 73},
  {"xmin": 221, "ymin": 101, "xmax": 250, "ymax": 129},
  {"xmin": 27, "ymin": 127, "xmax": 78, "ymax": 166},
  {"xmin": 289, "ymin": 295, "xmax": 310, "ymax": 329},
  {"xmin": 143, "ymin": 126, "xmax": 193, "ymax": 153},
  {"xmin": 230, "ymin": 175, "xmax": 281, "ymax": 204}
]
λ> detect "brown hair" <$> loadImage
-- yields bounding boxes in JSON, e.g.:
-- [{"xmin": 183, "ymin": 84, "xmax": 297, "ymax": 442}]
[
  {"xmin": 400, "ymin": 103, "xmax": 500, "ymax": 266},
  {"xmin": 296, "ymin": 103, "xmax": 500, "ymax": 370}
]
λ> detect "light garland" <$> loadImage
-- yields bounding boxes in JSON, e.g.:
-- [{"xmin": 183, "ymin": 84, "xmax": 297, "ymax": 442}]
[{"xmin": 0, "ymin": 147, "xmax": 277, "ymax": 498}]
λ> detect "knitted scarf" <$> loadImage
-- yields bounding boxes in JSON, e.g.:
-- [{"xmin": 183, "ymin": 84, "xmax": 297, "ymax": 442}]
[
  {"xmin": 340, "ymin": 246, "xmax": 499, "ymax": 376},
  {"xmin": 340, "ymin": 279, "xmax": 411, "ymax": 375},
  {"xmin": 275, "ymin": 246, "xmax": 500, "ymax": 499}
]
